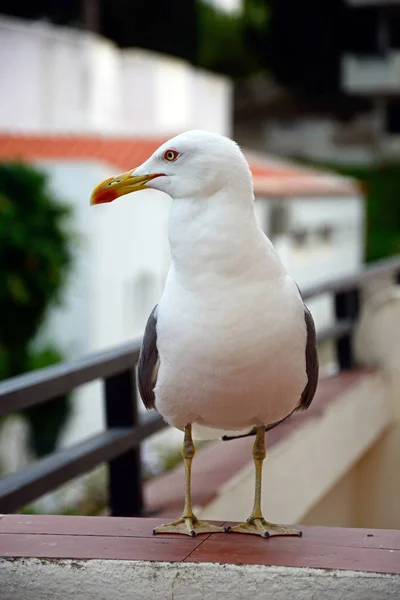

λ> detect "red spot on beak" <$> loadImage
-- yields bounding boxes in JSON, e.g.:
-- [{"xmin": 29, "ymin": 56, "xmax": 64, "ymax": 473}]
[{"xmin": 92, "ymin": 188, "xmax": 119, "ymax": 205}]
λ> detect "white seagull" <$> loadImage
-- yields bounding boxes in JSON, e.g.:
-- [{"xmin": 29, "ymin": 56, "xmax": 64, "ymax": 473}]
[{"xmin": 91, "ymin": 130, "xmax": 318, "ymax": 538}]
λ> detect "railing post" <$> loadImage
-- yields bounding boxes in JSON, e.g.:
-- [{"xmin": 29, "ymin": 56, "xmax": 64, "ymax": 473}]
[
  {"xmin": 104, "ymin": 369, "xmax": 143, "ymax": 517},
  {"xmin": 334, "ymin": 288, "xmax": 360, "ymax": 371}
]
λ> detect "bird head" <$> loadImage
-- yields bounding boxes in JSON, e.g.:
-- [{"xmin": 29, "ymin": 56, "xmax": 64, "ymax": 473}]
[{"xmin": 90, "ymin": 130, "xmax": 253, "ymax": 205}]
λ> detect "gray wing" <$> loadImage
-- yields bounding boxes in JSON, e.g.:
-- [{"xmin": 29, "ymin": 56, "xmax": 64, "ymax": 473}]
[
  {"xmin": 222, "ymin": 304, "xmax": 319, "ymax": 441},
  {"xmin": 138, "ymin": 305, "xmax": 160, "ymax": 410},
  {"xmin": 298, "ymin": 304, "xmax": 319, "ymax": 410}
]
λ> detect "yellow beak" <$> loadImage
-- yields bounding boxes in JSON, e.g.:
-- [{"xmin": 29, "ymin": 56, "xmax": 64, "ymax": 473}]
[{"xmin": 90, "ymin": 170, "xmax": 164, "ymax": 205}]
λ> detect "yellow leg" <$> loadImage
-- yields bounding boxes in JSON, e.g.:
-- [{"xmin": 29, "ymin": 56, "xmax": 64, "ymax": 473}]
[
  {"xmin": 229, "ymin": 426, "xmax": 302, "ymax": 538},
  {"xmin": 153, "ymin": 424, "xmax": 226, "ymax": 537}
]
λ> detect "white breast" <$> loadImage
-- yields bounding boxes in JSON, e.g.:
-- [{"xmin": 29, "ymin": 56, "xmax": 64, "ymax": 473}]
[{"xmin": 154, "ymin": 268, "xmax": 307, "ymax": 438}]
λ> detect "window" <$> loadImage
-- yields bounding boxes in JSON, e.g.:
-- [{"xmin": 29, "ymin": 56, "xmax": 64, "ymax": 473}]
[
  {"xmin": 318, "ymin": 225, "xmax": 333, "ymax": 245},
  {"xmin": 292, "ymin": 229, "xmax": 308, "ymax": 249},
  {"xmin": 269, "ymin": 204, "xmax": 289, "ymax": 237}
]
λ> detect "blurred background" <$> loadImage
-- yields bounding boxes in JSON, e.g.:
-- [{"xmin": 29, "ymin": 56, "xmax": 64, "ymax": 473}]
[{"xmin": 0, "ymin": 0, "xmax": 400, "ymax": 525}]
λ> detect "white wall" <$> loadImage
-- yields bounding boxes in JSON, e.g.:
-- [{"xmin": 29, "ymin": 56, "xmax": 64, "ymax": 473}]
[
  {"xmin": 91, "ymin": 185, "xmax": 171, "ymax": 349},
  {"xmin": 0, "ymin": 15, "xmax": 232, "ymax": 137},
  {"xmin": 86, "ymin": 37, "xmax": 121, "ymax": 133},
  {"xmin": 120, "ymin": 50, "xmax": 232, "ymax": 136},
  {"xmin": 191, "ymin": 69, "xmax": 232, "ymax": 135},
  {"xmin": 0, "ymin": 19, "xmax": 46, "ymax": 130},
  {"xmin": 0, "ymin": 17, "xmax": 121, "ymax": 133},
  {"xmin": 272, "ymin": 195, "xmax": 364, "ymax": 332},
  {"xmin": 119, "ymin": 50, "xmax": 158, "ymax": 136}
]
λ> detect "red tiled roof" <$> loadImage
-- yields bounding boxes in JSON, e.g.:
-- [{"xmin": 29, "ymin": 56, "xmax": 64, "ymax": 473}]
[
  {"xmin": 0, "ymin": 134, "xmax": 166, "ymax": 172},
  {"xmin": 0, "ymin": 133, "xmax": 358, "ymax": 197},
  {"xmin": 249, "ymin": 159, "xmax": 309, "ymax": 179}
]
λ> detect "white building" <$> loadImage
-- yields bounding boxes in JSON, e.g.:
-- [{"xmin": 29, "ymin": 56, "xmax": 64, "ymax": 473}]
[
  {"xmin": 0, "ymin": 15, "xmax": 232, "ymax": 137},
  {"xmin": 0, "ymin": 16, "xmax": 363, "ymax": 462}
]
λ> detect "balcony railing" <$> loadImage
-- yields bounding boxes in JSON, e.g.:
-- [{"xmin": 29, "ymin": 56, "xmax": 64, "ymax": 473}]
[{"xmin": 0, "ymin": 255, "xmax": 399, "ymax": 517}]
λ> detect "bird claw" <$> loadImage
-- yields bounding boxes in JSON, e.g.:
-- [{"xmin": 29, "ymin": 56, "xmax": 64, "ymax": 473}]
[
  {"xmin": 228, "ymin": 517, "xmax": 302, "ymax": 538},
  {"xmin": 153, "ymin": 516, "xmax": 226, "ymax": 537}
]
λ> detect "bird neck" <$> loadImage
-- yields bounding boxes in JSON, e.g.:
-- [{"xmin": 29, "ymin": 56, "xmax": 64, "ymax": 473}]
[{"xmin": 167, "ymin": 192, "xmax": 281, "ymax": 283}]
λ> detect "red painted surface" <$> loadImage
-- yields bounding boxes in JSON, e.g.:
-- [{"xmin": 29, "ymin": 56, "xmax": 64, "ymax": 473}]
[{"xmin": 1, "ymin": 515, "xmax": 399, "ymax": 574}]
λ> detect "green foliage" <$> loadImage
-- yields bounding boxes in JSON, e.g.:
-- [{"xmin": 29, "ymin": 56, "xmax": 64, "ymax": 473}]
[
  {"xmin": 0, "ymin": 162, "xmax": 73, "ymax": 455},
  {"xmin": 302, "ymin": 160, "xmax": 400, "ymax": 263},
  {"xmin": 196, "ymin": 0, "xmax": 269, "ymax": 78},
  {"xmin": 23, "ymin": 345, "xmax": 72, "ymax": 457},
  {"xmin": 365, "ymin": 166, "xmax": 400, "ymax": 262},
  {"xmin": 342, "ymin": 164, "xmax": 400, "ymax": 263}
]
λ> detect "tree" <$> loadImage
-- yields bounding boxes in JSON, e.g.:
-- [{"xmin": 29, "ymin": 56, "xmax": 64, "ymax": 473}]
[
  {"xmin": 0, "ymin": 162, "xmax": 73, "ymax": 456},
  {"xmin": 196, "ymin": 0, "xmax": 269, "ymax": 78}
]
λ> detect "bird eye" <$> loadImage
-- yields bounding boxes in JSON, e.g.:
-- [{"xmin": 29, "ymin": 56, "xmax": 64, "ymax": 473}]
[{"xmin": 163, "ymin": 149, "xmax": 179, "ymax": 162}]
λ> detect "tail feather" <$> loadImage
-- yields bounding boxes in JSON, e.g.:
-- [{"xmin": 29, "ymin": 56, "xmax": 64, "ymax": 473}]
[{"xmin": 191, "ymin": 423, "xmax": 255, "ymax": 441}]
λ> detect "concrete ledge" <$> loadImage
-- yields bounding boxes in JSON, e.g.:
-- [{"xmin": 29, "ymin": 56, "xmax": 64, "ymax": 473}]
[
  {"xmin": 1, "ymin": 559, "xmax": 399, "ymax": 600},
  {"xmin": 1, "ymin": 516, "xmax": 400, "ymax": 599}
]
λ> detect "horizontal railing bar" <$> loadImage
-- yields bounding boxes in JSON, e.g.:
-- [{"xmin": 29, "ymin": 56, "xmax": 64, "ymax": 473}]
[
  {"xmin": 134, "ymin": 411, "xmax": 168, "ymax": 443},
  {"xmin": 0, "ymin": 412, "xmax": 166, "ymax": 514},
  {"xmin": 0, "ymin": 340, "xmax": 141, "ymax": 417},
  {"xmin": 302, "ymin": 255, "xmax": 400, "ymax": 301},
  {"xmin": 316, "ymin": 320, "xmax": 354, "ymax": 344}
]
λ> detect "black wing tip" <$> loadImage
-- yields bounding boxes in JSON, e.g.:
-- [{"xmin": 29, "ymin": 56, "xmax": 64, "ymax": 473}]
[
  {"xmin": 222, "ymin": 427, "xmax": 257, "ymax": 441},
  {"xmin": 137, "ymin": 305, "xmax": 159, "ymax": 412},
  {"xmin": 299, "ymin": 305, "xmax": 319, "ymax": 411}
]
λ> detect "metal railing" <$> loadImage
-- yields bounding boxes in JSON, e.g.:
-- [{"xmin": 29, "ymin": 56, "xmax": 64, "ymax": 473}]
[{"xmin": 0, "ymin": 255, "xmax": 399, "ymax": 516}]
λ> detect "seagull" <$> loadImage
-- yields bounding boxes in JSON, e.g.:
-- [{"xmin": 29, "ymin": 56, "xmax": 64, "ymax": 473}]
[{"xmin": 91, "ymin": 130, "xmax": 319, "ymax": 538}]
